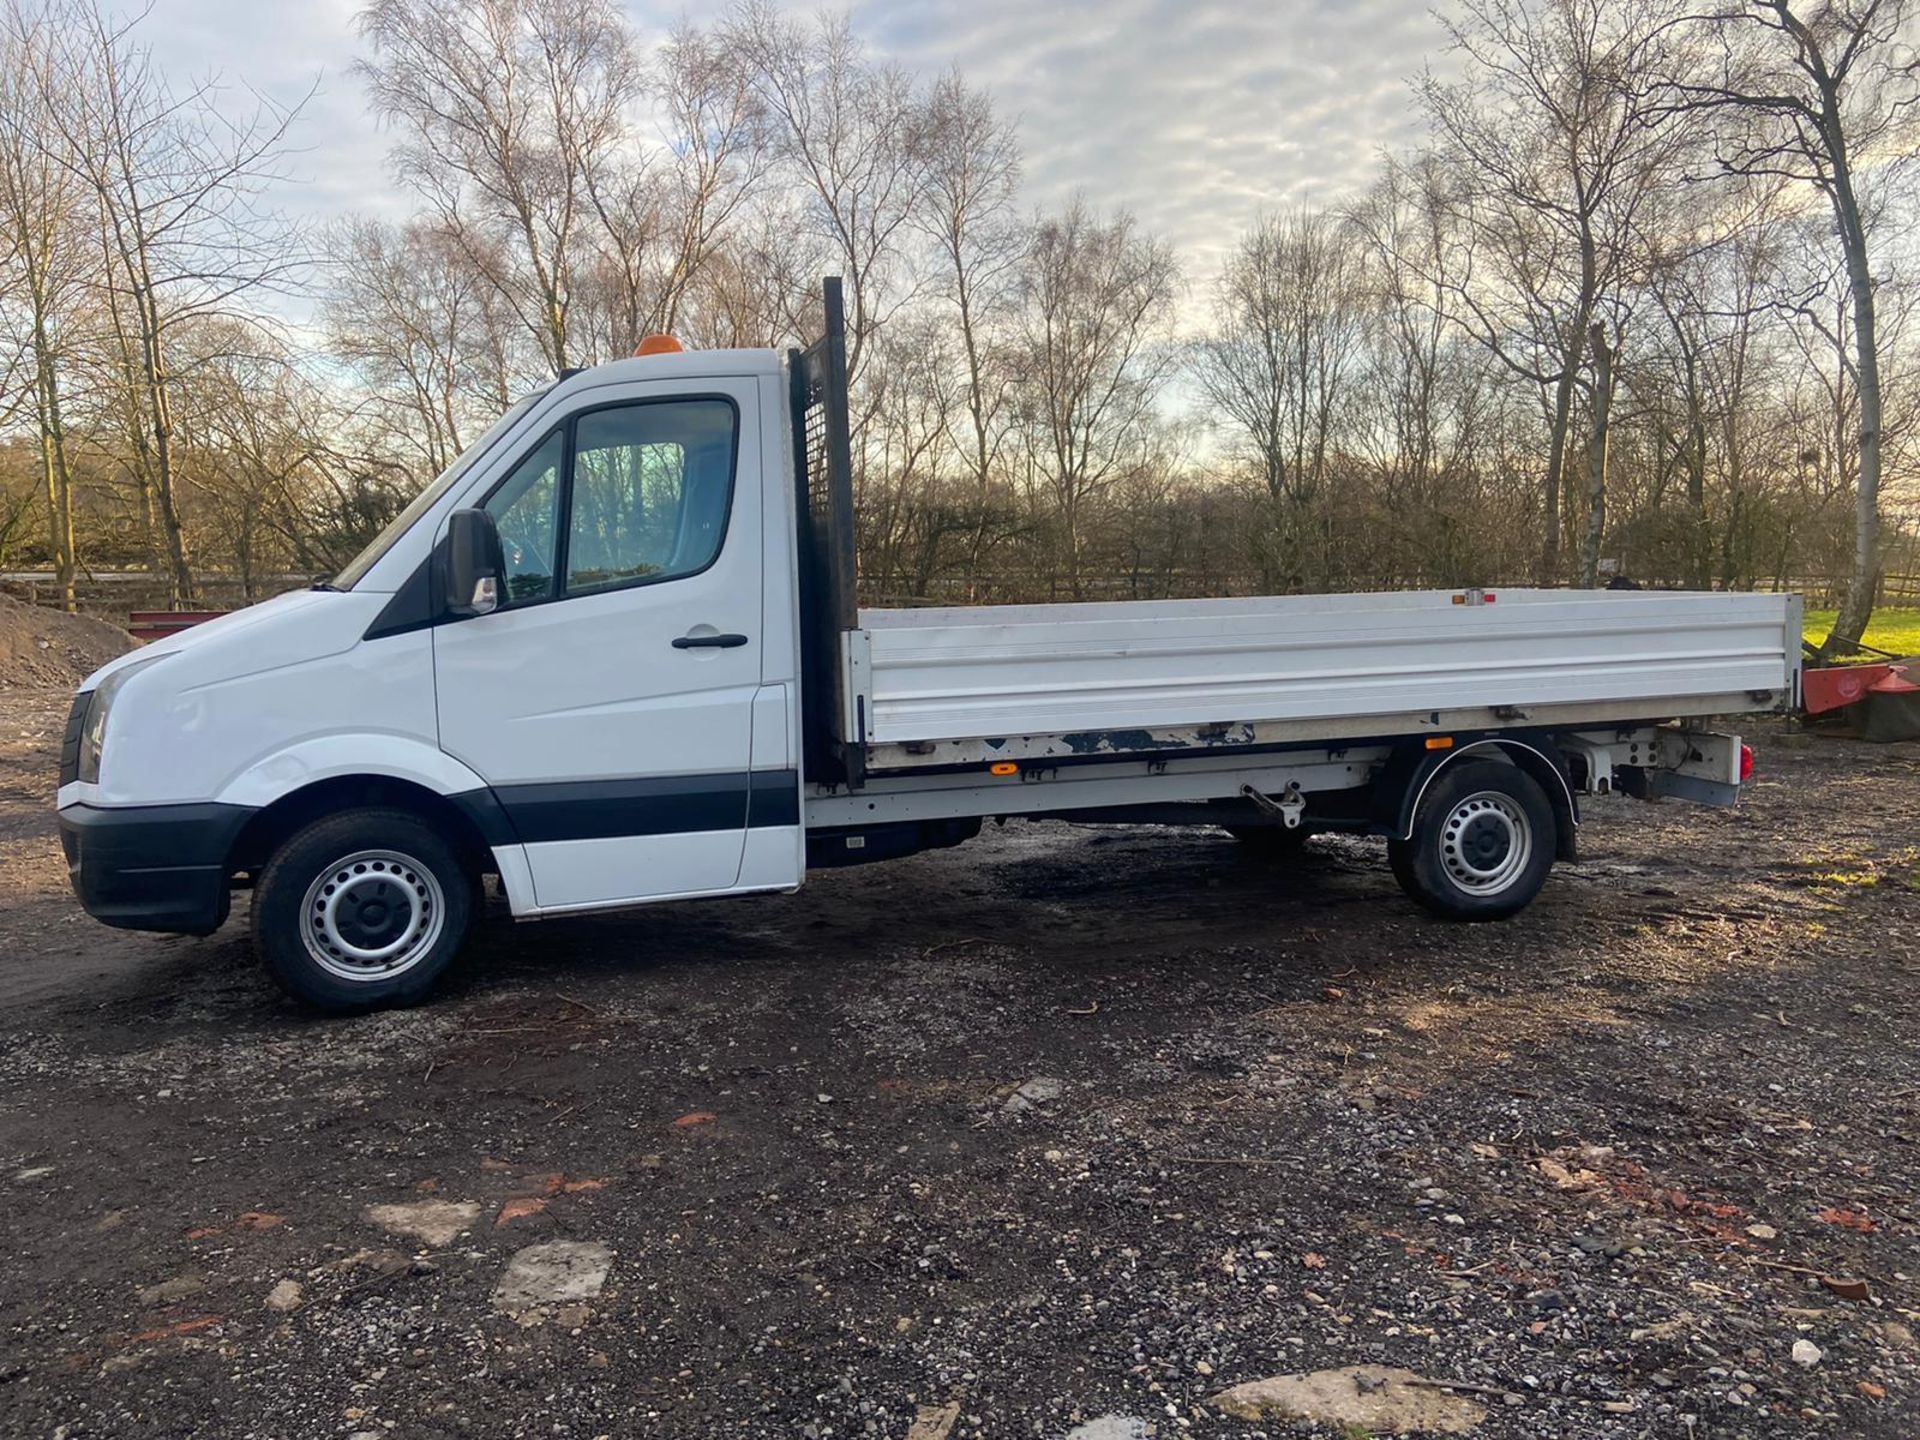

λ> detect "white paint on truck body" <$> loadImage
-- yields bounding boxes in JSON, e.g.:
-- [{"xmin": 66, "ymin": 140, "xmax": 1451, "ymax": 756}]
[
  {"xmin": 850, "ymin": 589, "xmax": 1800, "ymax": 753},
  {"xmin": 54, "ymin": 335, "xmax": 1800, "ymax": 927}
]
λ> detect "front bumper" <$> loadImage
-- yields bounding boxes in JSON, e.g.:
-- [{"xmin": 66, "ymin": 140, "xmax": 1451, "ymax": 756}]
[{"xmin": 58, "ymin": 802, "xmax": 255, "ymax": 935}]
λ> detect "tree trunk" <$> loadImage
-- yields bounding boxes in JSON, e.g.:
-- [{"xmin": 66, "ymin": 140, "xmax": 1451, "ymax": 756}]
[
  {"xmin": 132, "ymin": 278, "xmax": 193, "ymax": 603},
  {"xmin": 1540, "ymin": 350, "xmax": 1581, "ymax": 585},
  {"xmin": 1579, "ymin": 324, "xmax": 1616, "ymax": 588},
  {"xmin": 148, "ymin": 375, "xmax": 193, "ymax": 603},
  {"xmin": 1823, "ymin": 198, "xmax": 1881, "ymax": 650},
  {"xmin": 38, "ymin": 421, "xmax": 74, "ymax": 612},
  {"xmin": 33, "ymin": 340, "xmax": 76, "ymax": 613},
  {"xmin": 1684, "ymin": 355, "xmax": 1709, "ymax": 590},
  {"xmin": 955, "ymin": 266, "xmax": 994, "ymax": 602}
]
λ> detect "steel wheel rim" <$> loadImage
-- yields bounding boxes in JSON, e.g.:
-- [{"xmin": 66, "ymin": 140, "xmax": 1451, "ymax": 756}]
[
  {"xmin": 1438, "ymin": 790, "xmax": 1533, "ymax": 896},
  {"xmin": 299, "ymin": 849, "xmax": 445, "ymax": 983}
]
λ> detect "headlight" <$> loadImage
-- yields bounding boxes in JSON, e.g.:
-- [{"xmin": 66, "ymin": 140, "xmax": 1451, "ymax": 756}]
[{"xmin": 77, "ymin": 653, "xmax": 168, "ymax": 785}]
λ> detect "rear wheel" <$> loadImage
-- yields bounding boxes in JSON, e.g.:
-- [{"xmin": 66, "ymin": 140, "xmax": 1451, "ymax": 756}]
[
  {"xmin": 252, "ymin": 807, "xmax": 474, "ymax": 1012},
  {"xmin": 1387, "ymin": 759, "xmax": 1554, "ymax": 920}
]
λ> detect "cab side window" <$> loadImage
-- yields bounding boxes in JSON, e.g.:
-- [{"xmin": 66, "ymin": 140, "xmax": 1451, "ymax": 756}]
[
  {"xmin": 483, "ymin": 431, "xmax": 564, "ymax": 605},
  {"xmin": 565, "ymin": 400, "xmax": 736, "ymax": 595}
]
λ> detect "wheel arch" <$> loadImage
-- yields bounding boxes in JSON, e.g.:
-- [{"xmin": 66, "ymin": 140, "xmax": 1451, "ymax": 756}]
[
  {"xmin": 227, "ymin": 774, "xmax": 509, "ymax": 879},
  {"xmin": 1389, "ymin": 737, "xmax": 1578, "ymax": 862}
]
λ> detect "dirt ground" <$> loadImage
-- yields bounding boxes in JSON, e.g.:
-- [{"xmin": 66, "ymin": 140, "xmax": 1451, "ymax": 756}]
[
  {"xmin": 3, "ymin": 684, "xmax": 1920, "ymax": 1440},
  {"xmin": 0, "ymin": 594, "xmax": 135, "ymax": 690}
]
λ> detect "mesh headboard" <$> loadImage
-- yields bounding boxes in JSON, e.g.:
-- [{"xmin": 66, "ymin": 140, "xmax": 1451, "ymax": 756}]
[{"xmin": 789, "ymin": 277, "xmax": 864, "ymax": 789}]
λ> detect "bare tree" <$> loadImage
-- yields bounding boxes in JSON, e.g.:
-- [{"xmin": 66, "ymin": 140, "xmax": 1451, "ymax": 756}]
[
  {"xmin": 44, "ymin": 1, "xmax": 306, "ymax": 603},
  {"xmin": 571, "ymin": 22, "xmax": 767, "ymax": 357},
  {"xmin": 1349, "ymin": 155, "xmax": 1461, "ymax": 509},
  {"xmin": 355, "ymin": 0, "xmax": 640, "ymax": 375},
  {"xmin": 909, "ymin": 73, "xmax": 1024, "ymax": 596},
  {"xmin": 0, "ymin": 0, "xmax": 87, "ymax": 609},
  {"xmin": 1671, "ymin": 0, "xmax": 1918, "ymax": 647},
  {"xmin": 913, "ymin": 72, "xmax": 1023, "ymax": 536},
  {"xmin": 1013, "ymin": 201, "xmax": 1179, "ymax": 598},
  {"xmin": 326, "ymin": 218, "xmax": 530, "ymax": 478},
  {"xmin": 1578, "ymin": 320, "xmax": 1621, "ymax": 579},
  {"xmin": 0, "ymin": 0, "xmax": 1902, "ymax": 619},
  {"xmin": 1195, "ymin": 208, "xmax": 1367, "ymax": 588},
  {"xmin": 171, "ymin": 320, "xmax": 324, "ymax": 598},
  {"xmin": 1629, "ymin": 173, "xmax": 1792, "ymax": 585},
  {"xmin": 1424, "ymin": 0, "xmax": 1692, "ymax": 584},
  {"xmin": 1348, "ymin": 152, "xmax": 1511, "ymax": 586},
  {"xmin": 722, "ymin": 1, "xmax": 926, "ymax": 404},
  {"xmin": 650, "ymin": 24, "xmax": 768, "ymax": 338}
]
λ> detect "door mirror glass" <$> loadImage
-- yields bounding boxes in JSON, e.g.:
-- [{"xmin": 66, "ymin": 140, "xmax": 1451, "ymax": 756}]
[{"xmin": 445, "ymin": 508, "xmax": 503, "ymax": 617}]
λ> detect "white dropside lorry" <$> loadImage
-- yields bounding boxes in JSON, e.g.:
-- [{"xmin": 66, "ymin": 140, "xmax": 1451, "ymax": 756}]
[{"xmin": 57, "ymin": 280, "xmax": 1802, "ymax": 1011}]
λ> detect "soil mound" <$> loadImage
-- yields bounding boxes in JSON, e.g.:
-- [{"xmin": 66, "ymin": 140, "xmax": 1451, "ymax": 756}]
[{"xmin": 0, "ymin": 592, "xmax": 137, "ymax": 688}]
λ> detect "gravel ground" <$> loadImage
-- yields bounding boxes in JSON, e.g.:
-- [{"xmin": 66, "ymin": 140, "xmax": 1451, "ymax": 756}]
[{"xmin": 2, "ymin": 683, "xmax": 1918, "ymax": 1439}]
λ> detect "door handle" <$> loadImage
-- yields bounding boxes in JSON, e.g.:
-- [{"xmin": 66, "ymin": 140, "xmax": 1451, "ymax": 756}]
[{"xmin": 672, "ymin": 632, "xmax": 750, "ymax": 649}]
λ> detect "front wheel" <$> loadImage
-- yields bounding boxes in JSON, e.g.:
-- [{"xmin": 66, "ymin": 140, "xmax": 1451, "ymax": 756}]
[
  {"xmin": 252, "ymin": 808, "xmax": 474, "ymax": 1012},
  {"xmin": 1387, "ymin": 759, "xmax": 1554, "ymax": 920}
]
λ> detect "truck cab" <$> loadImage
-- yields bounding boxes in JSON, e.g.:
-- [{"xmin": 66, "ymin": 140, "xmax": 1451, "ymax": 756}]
[
  {"xmin": 59, "ymin": 339, "xmax": 817, "ymax": 1002},
  {"xmin": 58, "ymin": 281, "xmax": 1798, "ymax": 1012}
]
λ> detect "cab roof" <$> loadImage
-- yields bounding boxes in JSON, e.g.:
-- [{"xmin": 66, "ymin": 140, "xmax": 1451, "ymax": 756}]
[{"xmin": 560, "ymin": 347, "xmax": 786, "ymax": 391}]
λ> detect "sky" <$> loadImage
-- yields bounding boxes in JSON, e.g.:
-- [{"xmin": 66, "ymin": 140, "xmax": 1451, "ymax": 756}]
[{"xmin": 141, "ymin": 0, "xmax": 1451, "ymax": 293}]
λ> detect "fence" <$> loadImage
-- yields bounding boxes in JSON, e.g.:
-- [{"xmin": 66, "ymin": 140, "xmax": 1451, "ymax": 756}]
[
  {"xmin": 8, "ymin": 567, "xmax": 1920, "ymax": 626},
  {"xmin": 0, "ymin": 571, "xmax": 307, "ymax": 619}
]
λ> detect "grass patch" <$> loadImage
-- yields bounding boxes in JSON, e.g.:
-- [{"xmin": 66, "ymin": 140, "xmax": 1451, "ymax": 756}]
[
  {"xmin": 1803, "ymin": 606, "xmax": 1920, "ymax": 658},
  {"xmin": 1798, "ymin": 846, "xmax": 1920, "ymax": 894},
  {"xmin": 1808, "ymin": 867, "xmax": 1880, "ymax": 889}
]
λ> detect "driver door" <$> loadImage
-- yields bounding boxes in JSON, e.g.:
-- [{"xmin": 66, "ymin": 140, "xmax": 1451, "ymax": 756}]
[{"xmin": 433, "ymin": 380, "xmax": 763, "ymax": 910}]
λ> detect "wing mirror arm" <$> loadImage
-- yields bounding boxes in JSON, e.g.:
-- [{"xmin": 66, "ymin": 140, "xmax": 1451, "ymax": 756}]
[{"xmin": 444, "ymin": 508, "xmax": 504, "ymax": 618}]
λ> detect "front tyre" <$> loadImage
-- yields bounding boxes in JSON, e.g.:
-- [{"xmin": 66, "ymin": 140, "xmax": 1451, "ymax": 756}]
[
  {"xmin": 1387, "ymin": 759, "xmax": 1554, "ymax": 921},
  {"xmin": 252, "ymin": 808, "xmax": 474, "ymax": 1012}
]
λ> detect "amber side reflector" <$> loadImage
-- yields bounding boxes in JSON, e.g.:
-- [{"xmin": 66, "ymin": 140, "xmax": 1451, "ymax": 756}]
[
  {"xmin": 634, "ymin": 333, "xmax": 683, "ymax": 356},
  {"xmin": 989, "ymin": 761, "xmax": 1019, "ymax": 776},
  {"xmin": 1425, "ymin": 736, "xmax": 1454, "ymax": 750}
]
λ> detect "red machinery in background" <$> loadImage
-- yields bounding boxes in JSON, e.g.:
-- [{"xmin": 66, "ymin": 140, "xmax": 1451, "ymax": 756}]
[
  {"xmin": 127, "ymin": 609, "xmax": 224, "ymax": 644},
  {"xmin": 1802, "ymin": 650, "xmax": 1920, "ymax": 741}
]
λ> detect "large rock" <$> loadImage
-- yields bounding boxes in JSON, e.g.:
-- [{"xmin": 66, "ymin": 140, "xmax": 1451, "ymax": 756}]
[
  {"xmin": 1209, "ymin": 1365, "xmax": 1484, "ymax": 1434},
  {"xmin": 1065, "ymin": 1419, "xmax": 1152, "ymax": 1439},
  {"xmin": 366, "ymin": 1199, "xmax": 481, "ymax": 1248},
  {"xmin": 264, "ymin": 1279, "xmax": 303, "ymax": 1313},
  {"xmin": 492, "ymin": 1240, "xmax": 615, "ymax": 1316},
  {"xmin": 1002, "ymin": 1076, "xmax": 1065, "ymax": 1113},
  {"xmin": 904, "ymin": 1401, "xmax": 960, "ymax": 1440}
]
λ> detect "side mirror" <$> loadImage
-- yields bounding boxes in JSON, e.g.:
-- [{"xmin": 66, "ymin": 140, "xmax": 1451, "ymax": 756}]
[{"xmin": 445, "ymin": 508, "xmax": 503, "ymax": 617}]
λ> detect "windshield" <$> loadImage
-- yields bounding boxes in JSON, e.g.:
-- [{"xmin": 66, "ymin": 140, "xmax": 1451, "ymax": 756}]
[{"xmin": 332, "ymin": 387, "xmax": 553, "ymax": 590}]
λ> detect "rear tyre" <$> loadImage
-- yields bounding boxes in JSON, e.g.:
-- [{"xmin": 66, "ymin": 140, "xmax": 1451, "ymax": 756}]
[
  {"xmin": 252, "ymin": 807, "xmax": 474, "ymax": 1012},
  {"xmin": 1225, "ymin": 824, "xmax": 1313, "ymax": 855},
  {"xmin": 1387, "ymin": 759, "xmax": 1554, "ymax": 921}
]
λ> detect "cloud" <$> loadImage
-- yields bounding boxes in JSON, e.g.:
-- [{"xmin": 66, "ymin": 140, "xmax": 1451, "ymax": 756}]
[
  {"xmin": 147, "ymin": 0, "xmax": 1448, "ymax": 298},
  {"xmin": 144, "ymin": 0, "xmax": 403, "ymax": 227},
  {"xmin": 850, "ymin": 0, "xmax": 1447, "ymax": 285}
]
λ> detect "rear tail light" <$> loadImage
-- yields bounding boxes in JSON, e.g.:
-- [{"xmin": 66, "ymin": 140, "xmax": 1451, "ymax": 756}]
[{"xmin": 1740, "ymin": 744, "xmax": 1755, "ymax": 783}]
